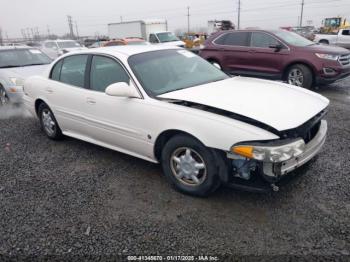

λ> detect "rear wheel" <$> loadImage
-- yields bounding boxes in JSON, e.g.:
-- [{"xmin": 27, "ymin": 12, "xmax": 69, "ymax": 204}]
[
  {"xmin": 286, "ymin": 64, "xmax": 313, "ymax": 89},
  {"xmin": 38, "ymin": 103, "xmax": 63, "ymax": 140},
  {"xmin": 319, "ymin": 39, "xmax": 329, "ymax": 45},
  {"xmin": 161, "ymin": 135, "xmax": 220, "ymax": 197},
  {"xmin": 0, "ymin": 85, "xmax": 9, "ymax": 106}
]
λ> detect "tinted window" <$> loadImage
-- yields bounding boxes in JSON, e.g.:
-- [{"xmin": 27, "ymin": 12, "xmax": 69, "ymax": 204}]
[
  {"xmin": 342, "ymin": 30, "xmax": 350, "ymax": 36},
  {"xmin": 90, "ymin": 56, "xmax": 130, "ymax": 92},
  {"xmin": 149, "ymin": 34, "xmax": 158, "ymax": 43},
  {"xmin": 51, "ymin": 60, "xmax": 63, "ymax": 81},
  {"xmin": 251, "ymin": 32, "xmax": 280, "ymax": 48},
  {"xmin": 213, "ymin": 33, "xmax": 228, "ymax": 45},
  {"xmin": 60, "ymin": 55, "xmax": 88, "ymax": 88},
  {"xmin": 225, "ymin": 32, "xmax": 250, "ymax": 46}
]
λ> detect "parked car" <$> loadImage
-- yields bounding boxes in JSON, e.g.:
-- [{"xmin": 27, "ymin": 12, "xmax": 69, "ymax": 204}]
[
  {"xmin": 314, "ymin": 28, "xmax": 350, "ymax": 49},
  {"xmin": 40, "ymin": 40, "xmax": 86, "ymax": 59},
  {"xmin": 100, "ymin": 38, "xmax": 149, "ymax": 47},
  {"xmin": 0, "ymin": 46, "xmax": 51, "ymax": 105},
  {"xmin": 23, "ymin": 46, "xmax": 328, "ymax": 196},
  {"xmin": 200, "ymin": 29, "xmax": 350, "ymax": 88}
]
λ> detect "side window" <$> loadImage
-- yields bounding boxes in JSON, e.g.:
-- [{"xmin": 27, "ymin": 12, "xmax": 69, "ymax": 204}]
[
  {"xmin": 251, "ymin": 32, "xmax": 280, "ymax": 48},
  {"xmin": 213, "ymin": 34, "xmax": 228, "ymax": 45},
  {"xmin": 60, "ymin": 55, "xmax": 88, "ymax": 88},
  {"xmin": 149, "ymin": 34, "xmax": 159, "ymax": 43},
  {"xmin": 223, "ymin": 32, "xmax": 250, "ymax": 46},
  {"xmin": 90, "ymin": 56, "xmax": 130, "ymax": 92},
  {"xmin": 342, "ymin": 30, "xmax": 350, "ymax": 36},
  {"xmin": 50, "ymin": 60, "xmax": 63, "ymax": 81}
]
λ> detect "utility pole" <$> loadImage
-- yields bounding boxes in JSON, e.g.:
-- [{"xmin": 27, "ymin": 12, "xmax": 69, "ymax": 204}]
[
  {"xmin": 0, "ymin": 28, "xmax": 3, "ymax": 46},
  {"xmin": 67, "ymin": 15, "xmax": 74, "ymax": 39},
  {"xmin": 75, "ymin": 21, "xmax": 79, "ymax": 40},
  {"xmin": 237, "ymin": 0, "xmax": 241, "ymax": 29},
  {"xmin": 47, "ymin": 25, "xmax": 51, "ymax": 38},
  {"xmin": 120, "ymin": 16, "xmax": 123, "ymax": 22},
  {"xmin": 187, "ymin": 6, "xmax": 190, "ymax": 34},
  {"xmin": 299, "ymin": 0, "xmax": 304, "ymax": 27}
]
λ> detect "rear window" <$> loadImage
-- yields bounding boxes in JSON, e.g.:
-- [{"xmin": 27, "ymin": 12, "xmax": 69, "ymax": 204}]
[{"xmin": 214, "ymin": 32, "xmax": 250, "ymax": 46}]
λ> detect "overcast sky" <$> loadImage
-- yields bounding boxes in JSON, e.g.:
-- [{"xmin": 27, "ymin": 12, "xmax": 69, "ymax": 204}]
[{"xmin": 1, "ymin": 0, "xmax": 350, "ymax": 38}]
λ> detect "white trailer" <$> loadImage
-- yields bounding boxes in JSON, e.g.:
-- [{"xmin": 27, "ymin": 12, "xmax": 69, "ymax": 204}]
[{"xmin": 108, "ymin": 19, "xmax": 185, "ymax": 47}]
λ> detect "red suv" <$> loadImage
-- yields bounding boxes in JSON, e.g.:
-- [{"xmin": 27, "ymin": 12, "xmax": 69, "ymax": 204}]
[{"xmin": 199, "ymin": 30, "xmax": 350, "ymax": 88}]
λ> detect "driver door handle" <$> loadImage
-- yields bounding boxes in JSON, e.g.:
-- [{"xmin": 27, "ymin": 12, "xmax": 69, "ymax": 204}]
[{"xmin": 86, "ymin": 97, "xmax": 96, "ymax": 105}]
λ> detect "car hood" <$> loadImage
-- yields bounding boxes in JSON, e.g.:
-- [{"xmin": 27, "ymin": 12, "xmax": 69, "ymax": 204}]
[
  {"xmin": 0, "ymin": 64, "xmax": 49, "ymax": 79},
  {"xmin": 299, "ymin": 44, "xmax": 350, "ymax": 55},
  {"xmin": 158, "ymin": 77, "xmax": 329, "ymax": 131}
]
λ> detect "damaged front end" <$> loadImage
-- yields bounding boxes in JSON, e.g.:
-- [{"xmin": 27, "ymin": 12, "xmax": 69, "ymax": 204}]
[{"xmin": 225, "ymin": 118, "xmax": 328, "ymax": 193}]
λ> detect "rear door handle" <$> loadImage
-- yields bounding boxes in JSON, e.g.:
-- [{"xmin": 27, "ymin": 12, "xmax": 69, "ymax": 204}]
[{"xmin": 86, "ymin": 97, "xmax": 96, "ymax": 105}]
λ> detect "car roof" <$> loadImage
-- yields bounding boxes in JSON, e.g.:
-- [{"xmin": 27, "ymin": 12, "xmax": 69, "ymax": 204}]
[{"xmin": 68, "ymin": 45, "xmax": 182, "ymax": 57}]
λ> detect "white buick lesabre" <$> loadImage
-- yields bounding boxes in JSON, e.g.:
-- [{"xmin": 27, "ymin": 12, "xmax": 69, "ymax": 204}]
[{"xmin": 23, "ymin": 45, "xmax": 329, "ymax": 196}]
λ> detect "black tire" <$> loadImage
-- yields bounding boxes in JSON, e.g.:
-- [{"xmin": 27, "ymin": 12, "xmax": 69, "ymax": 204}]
[
  {"xmin": 0, "ymin": 85, "xmax": 9, "ymax": 106},
  {"xmin": 161, "ymin": 134, "xmax": 220, "ymax": 197},
  {"xmin": 286, "ymin": 64, "xmax": 313, "ymax": 89},
  {"xmin": 38, "ymin": 103, "xmax": 63, "ymax": 140},
  {"xmin": 319, "ymin": 39, "xmax": 329, "ymax": 45}
]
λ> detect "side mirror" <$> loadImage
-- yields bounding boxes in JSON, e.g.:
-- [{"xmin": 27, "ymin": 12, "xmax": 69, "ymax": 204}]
[
  {"xmin": 105, "ymin": 82, "xmax": 141, "ymax": 98},
  {"xmin": 269, "ymin": 43, "xmax": 284, "ymax": 52}
]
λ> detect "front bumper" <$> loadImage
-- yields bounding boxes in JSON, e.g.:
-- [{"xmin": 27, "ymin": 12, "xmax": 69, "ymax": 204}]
[
  {"xmin": 316, "ymin": 64, "xmax": 350, "ymax": 85},
  {"xmin": 226, "ymin": 120, "xmax": 327, "ymax": 193},
  {"xmin": 264, "ymin": 120, "xmax": 327, "ymax": 178}
]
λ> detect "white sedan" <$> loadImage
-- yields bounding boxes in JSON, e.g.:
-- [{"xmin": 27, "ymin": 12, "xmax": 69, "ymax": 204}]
[{"xmin": 23, "ymin": 45, "xmax": 329, "ymax": 196}]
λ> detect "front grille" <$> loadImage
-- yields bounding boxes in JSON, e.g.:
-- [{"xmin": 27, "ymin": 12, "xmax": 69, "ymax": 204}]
[{"xmin": 339, "ymin": 54, "xmax": 350, "ymax": 66}]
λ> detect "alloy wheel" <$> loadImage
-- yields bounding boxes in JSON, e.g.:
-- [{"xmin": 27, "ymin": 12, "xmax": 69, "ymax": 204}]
[
  {"xmin": 170, "ymin": 147, "xmax": 207, "ymax": 186},
  {"xmin": 42, "ymin": 109, "xmax": 56, "ymax": 136},
  {"xmin": 288, "ymin": 68, "xmax": 304, "ymax": 87}
]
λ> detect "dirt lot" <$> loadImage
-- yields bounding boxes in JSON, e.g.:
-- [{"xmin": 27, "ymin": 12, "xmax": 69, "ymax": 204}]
[{"xmin": 0, "ymin": 78, "xmax": 349, "ymax": 259}]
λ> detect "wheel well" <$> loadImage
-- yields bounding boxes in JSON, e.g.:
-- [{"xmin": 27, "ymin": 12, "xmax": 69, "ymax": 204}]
[
  {"xmin": 35, "ymin": 99, "xmax": 45, "ymax": 116},
  {"xmin": 319, "ymin": 39, "xmax": 329, "ymax": 44},
  {"xmin": 207, "ymin": 58, "xmax": 220, "ymax": 64},
  {"xmin": 283, "ymin": 62, "xmax": 315, "ymax": 83},
  {"xmin": 154, "ymin": 130, "xmax": 203, "ymax": 161}
]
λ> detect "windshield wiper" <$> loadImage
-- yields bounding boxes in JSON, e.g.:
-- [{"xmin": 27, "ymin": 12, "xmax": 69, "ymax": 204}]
[
  {"xmin": 21, "ymin": 63, "xmax": 49, "ymax": 67},
  {"xmin": 0, "ymin": 65, "xmax": 21, "ymax": 68}
]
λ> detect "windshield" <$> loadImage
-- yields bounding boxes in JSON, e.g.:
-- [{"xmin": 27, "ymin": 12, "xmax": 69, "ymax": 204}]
[
  {"xmin": 128, "ymin": 49, "xmax": 228, "ymax": 96},
  {"xmin": 274, "ymin": 30, "xmax": 314, "ymax": 46},
  {"xmin": 0, "ymin": 49, "xmax": 52, "ymax": 68},
  {"xmin": 156, "ymin": 32, "xmax": 180, "ymax": 43},
  {"xmin": 57, "ymin": 41, "xmax": 81, "ymax": 48}
]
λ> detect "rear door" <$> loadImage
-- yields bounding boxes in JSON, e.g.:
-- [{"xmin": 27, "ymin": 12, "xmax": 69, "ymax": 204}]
[
  {"xmin": 247, "ymin": 32, "xmax": 290, "ymax": 78},
  {"xmin": 46, "ymin": 54, "xmax": 90, "ymax": 135},
  {"xmin": 214, "ymin": 31, "xmax": 251, "ymax": 73}
]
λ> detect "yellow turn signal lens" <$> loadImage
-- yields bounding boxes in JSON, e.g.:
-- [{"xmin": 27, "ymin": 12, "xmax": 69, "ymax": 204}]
[{"xmin": 232, "ymin": 146, "xmax": 254, "ymax": 158}]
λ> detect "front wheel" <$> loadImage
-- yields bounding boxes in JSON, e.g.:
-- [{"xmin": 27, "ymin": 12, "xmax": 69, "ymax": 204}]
[
  {"xmin": 38, "ymin": 103, "xmax": 63, "ymax": 140},
  {"xmin": 286, "ymin": 64, "xmax": 313, "ymax": 89},
  {"xmin": 161, "ymin": 135, "xmax": 220, "ymax": 197}
]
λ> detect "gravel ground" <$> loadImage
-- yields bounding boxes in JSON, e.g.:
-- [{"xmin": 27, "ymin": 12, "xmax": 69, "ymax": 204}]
[{"xmin": 0, "ymin": 78, "xmax": 349, "ymax": 259}]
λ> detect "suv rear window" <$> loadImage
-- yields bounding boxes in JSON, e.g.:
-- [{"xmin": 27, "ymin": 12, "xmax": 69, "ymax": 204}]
[{"xmin": 214, "ymin": 32, "xmax": 250, "ymax": 46}]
